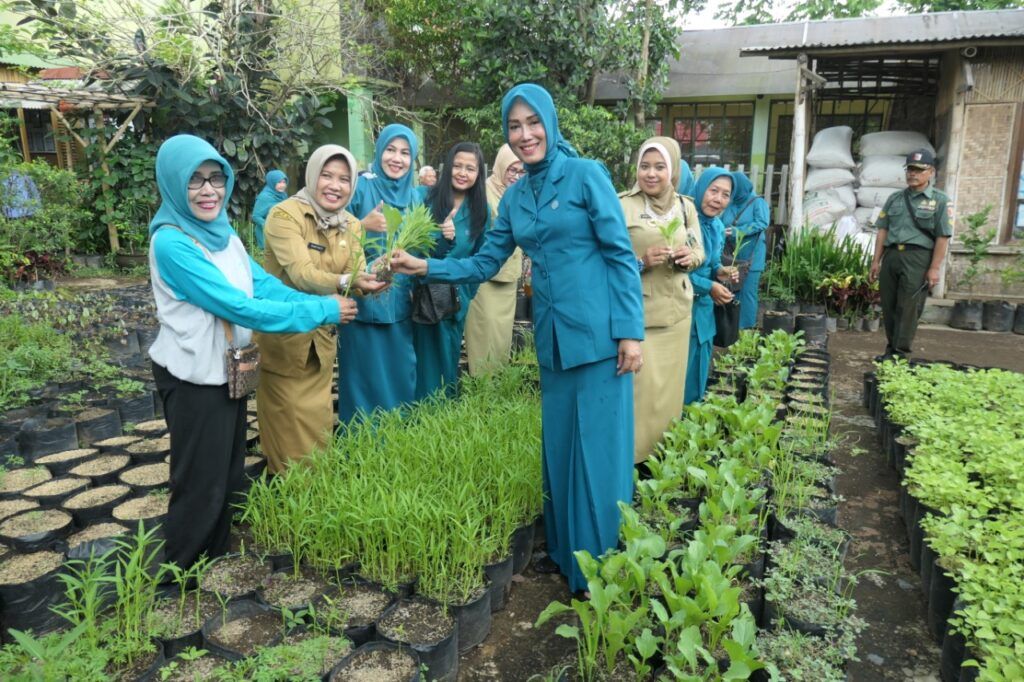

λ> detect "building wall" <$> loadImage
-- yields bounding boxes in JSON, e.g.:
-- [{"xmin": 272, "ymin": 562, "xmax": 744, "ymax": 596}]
[{"xmin": 942, "ymin": 46, "xmax": 1024, "ymax": 300}]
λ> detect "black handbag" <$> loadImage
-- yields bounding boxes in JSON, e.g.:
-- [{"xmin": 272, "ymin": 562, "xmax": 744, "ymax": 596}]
[
  {"xmin": 411, "ymin": 283, "xmax": 461, "ymax": 325},
  {"xmin": 713, "ymin": 300, "xmax": 741, "ymax": 348}
]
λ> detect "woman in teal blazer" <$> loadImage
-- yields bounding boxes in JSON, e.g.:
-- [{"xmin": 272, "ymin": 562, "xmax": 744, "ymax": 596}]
[
  {"xmin": 337, "ymin": 124, "xmax": 421, "ymax": 421},
  {"xmin": 721, "ymin": 171, "xmax": 770, "ymax": 329},
  {"xmin": 392, "ymin": 84, "xmax": 644, "ymax": 594},
  {"xmin": 684, "ymin": 168, "xmax": 735, "ymax": 405},
  {"xmin": 414, "ymin": 142, "xmax": 489, "ymax": 399}
]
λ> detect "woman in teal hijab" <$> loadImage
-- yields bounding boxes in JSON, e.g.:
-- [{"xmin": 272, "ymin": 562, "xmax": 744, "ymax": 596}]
[
  {"xmin": 721, "ymin": 171, "xmax": 770, "ymax": 329},
  {"xmin": 251, "ymin": 169, "xmax": 288, "ymax": 250},
  {"xmin": 147, "ymin": 134, "xmax": 348, "ymax": 568},
  {"xmin": 337, "ymin": 124, "xmax": 421, "ymax": 421},
  {"xmin": 414, "ymin": 141, "xmax": 489, "ymax": 399},
  {"xmin": 390, "ymin": 84, "xmax": 644, "ymax": 594},
  {"xmin": 684, "ymin": 168, "xmax": 735, "ymax": 405}
]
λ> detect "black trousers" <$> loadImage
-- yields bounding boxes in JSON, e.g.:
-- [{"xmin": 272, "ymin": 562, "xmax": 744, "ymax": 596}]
[{"xmin": 153, "ymin": 363, "xmax": 246, "ymax": 568}]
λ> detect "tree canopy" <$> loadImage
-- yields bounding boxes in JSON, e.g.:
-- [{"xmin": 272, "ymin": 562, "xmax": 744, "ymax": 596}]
[{"xmin": 717, "ymin": 0, "xmax": 1016, "ymax": 25}]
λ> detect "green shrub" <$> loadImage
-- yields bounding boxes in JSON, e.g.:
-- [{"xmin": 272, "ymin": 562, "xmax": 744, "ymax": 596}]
[
  {"xmin": 762, "ymin": 227, "xmax": 870, "ymax": 307},
  {"xmin": 456, "ymin": 102, "xmax": 647, "ymax": 191},
  {"xmin": 0, "ymin": 314, "xmax": 74, "ymax": 412},
  {"xmin": 0, "ymin": 161, "xmax": 93, "ymax": 281}
]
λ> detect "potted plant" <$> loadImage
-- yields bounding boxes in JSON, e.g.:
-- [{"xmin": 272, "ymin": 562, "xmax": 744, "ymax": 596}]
[{"xmin": 950, "ymin": 206, "xmax": 994, "ymax": 331}]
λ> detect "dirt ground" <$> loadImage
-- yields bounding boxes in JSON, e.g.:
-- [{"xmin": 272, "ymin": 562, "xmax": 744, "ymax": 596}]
[
  {"xmin": 830, "ymin": 325, "xmax": 1024, "ymax": 682},
  {"xmin": 456, "ymin": 324, "xmax": 1024, "ymax": 682}
]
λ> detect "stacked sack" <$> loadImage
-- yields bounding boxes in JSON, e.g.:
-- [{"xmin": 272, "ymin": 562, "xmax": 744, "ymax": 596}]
[
  {"xmin": 803, "ymin": 126, "xmax": 857, "ymax": 231},
  {"xmin": 854, "ymin": 131, "xmax": 935, "ymax": 230}
]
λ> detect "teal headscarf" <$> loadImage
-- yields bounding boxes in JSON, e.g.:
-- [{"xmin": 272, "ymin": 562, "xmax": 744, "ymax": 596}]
[
  {"xmin": 694, "ymin": 168, "xmax": 733, "ymax": 223},
  {"xmin": 368, "ymin": 124, "xmax": 419, "ymax": 209},
  {"xmin": 729, "ymin": 171, "xmax": 754, "ymax": 207},
  {"xmin": 150, "ymin": 134, "xmax": 236, "ymax": 252},
  {"xmin": 252, "ymin": 169, "xmax": 288, "ymax": 227},
  {"xmin": 500, "ymin": 83, "xmax": 578, "ymax": 175},
  {"xmin": 677, "ymin": 160, "xmax": 695, "ymax": 197},
  {"xmin": 693, "ymin": 167, "xmax": 733, "ymax": 256},
  {"xmin": 262, "ymin": 170, "xmax": 288, "ymax": 200}
]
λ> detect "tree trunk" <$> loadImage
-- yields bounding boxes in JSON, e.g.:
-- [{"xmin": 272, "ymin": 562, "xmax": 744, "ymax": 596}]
[
  {"xmin": 584, "ymin": 74, "xmax": 598, "ymax": 106},
  {"xmin": 631, "ymin": 0, "xmax": 653, "ymax": 129}
]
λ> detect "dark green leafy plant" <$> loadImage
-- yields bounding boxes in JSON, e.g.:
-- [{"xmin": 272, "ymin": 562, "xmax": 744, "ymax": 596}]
[
  {"xmin": 957, "ymin": 205, "xmax": 995, "ymax": 294},
  {"xmin": 0, "ymin": 161, "xmax": 91, "ymax": 279},
  {"xmin": 762, "ymin": 227, "xmax": 870, "ymax": 306}
]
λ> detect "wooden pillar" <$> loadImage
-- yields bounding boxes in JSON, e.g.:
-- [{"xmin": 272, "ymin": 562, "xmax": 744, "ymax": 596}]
[
  {"xmin": 16, "ymin": 108, "xmax": 31, "ymax": 163},
  {"xmin": 94, "ymin": 107, "xmax": 120, "ymax": 254},
  {"xmin": 788, "ymin": 54, "xmax": 809, "ymax": 232}
]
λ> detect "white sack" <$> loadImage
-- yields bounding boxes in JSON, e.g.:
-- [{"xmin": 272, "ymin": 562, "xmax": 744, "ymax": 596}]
[
  {"xmin": 859, "ymin": 155, "xmax": 908, "ymax": 188},
  {"xmin": 806, "ymin": 126, "xmax": 855, "ymax": 169},
  {"xmin": 849, "ymin": 231, "xmax": 876, "ymax": 254},
  {"xmin": 859, "ymin": 131, "xmax": 935, "ymax": 158},
  {"xmin": 856, "ymin": 185, "xmax": 904, "ymax": 209},
  {"xmin": 805, "ymin": 167, "xmax": 856, "ymax": 192},
  {"xmin": 833, "ymin": 215, "xmax": 861, "ymax": 241},
  {"xmin": 804, "ymin": 188, "xmax": 854, "ymax": 228},
  {"xmin": 832, "ymin": 185, "xmax": 857, "ymax": 212},
  {"xmin": 854, "ymin": 207, "xmax": 877, "ymax": 228}
]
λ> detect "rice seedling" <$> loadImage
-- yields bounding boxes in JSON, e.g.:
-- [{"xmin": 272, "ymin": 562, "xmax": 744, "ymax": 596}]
[{"xmin": 240, "ymin": 359, "xmax": 542, "ymax": 604}]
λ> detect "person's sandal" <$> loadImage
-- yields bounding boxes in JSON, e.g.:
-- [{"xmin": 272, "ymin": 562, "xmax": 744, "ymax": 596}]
[{"xmin": 533, "ymin": 554, "xmax": 560, "ymax": 574}]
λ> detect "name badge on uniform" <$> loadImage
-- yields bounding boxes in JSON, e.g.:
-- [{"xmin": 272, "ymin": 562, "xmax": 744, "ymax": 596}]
[{"xmin": 308, "ymin": 242, "xmax": 326, "ymax": 253}]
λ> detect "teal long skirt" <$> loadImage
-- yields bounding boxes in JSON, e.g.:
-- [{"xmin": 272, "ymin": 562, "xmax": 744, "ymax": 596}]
[
  {"xmin": 738, "ymin": 269, "xmax": 763, "ymax": 329},
  {"xmin": 539, "ymin": 354, "xmax": 634, "ymax": 593},
  {"xmin": 684, "ymin": 326, "xmax": 712, "ymax": 405},
  {"xmin": 337, "ymin": 319, "xmax": 416, "ymax": 422},
  {"xmin": 412, "ymin": 317, "xmax": 464, "ymax": 401}
]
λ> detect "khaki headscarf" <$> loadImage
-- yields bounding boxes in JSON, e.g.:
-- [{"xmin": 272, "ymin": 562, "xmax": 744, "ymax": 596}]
[
  {"xmin": 293, "ymin": 144, "xmax": 359, "ymax": 231},
  {"xmin": 628, "ymin": 136, "xmax": 682, "ymax": 217},
  {"xmin": 485, "ymin": 144, "xmax": 521, "ymax": 203}
]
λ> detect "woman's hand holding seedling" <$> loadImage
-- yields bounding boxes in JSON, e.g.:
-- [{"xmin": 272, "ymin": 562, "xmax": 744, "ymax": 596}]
[
  {"xmin": 716, "ymin": 266, "xmax": 740, "ymax": 284},
  {"xmin": 352, "ymin": 271, "xmax": 390, "ymax": 294},
  {"xmin": 709, "ymin": 282, "xmax": 734, "ymax": 305},
  {"xmin": 642, "ymin": 245, "xmax": 671, "ymax": 269},
  {"xmin": 389, "ymin": 248, "xmax": 429, "ymax": 276},
  {"xmin": 672, "ymin": 244, "xmax": 695, "ymax": 269}
]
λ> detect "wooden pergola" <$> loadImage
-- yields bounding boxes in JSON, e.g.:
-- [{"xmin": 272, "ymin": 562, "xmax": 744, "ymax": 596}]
[{"xmin": 0, "ymin": 82, "xmax": 154, "ymax": 253}]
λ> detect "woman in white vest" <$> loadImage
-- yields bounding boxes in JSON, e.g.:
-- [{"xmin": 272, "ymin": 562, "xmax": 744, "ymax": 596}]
[{"xmin": 148, "ymin": 134, "xmax": 353, "ymax": 568}]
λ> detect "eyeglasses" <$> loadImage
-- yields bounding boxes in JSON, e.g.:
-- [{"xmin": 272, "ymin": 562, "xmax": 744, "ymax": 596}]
[
  {"xmin": 188, "ymin": 172, "xmax": 228, "ymax": 190},
  {"xmin": 506, "ymin": 168, "xmax": 526, "ymax": 178}
]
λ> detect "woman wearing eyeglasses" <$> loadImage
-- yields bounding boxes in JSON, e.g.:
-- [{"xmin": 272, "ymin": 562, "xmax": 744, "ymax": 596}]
[
  {"xmin": 464, "ymin": 144, "xmax": 526, "ymax": 375},
  {"xmin": 148, "ymin": 134, "xmax": 354, "ymax": 568},
  {"xmin": 255, "ymin": 145, "xmax": 387, "ymax": 474}
]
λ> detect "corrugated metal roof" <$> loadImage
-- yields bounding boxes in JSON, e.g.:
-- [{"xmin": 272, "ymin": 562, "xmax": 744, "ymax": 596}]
[
  {"xmin": 596, "ymin": 23, "xmax": 799, "ymax": 101},
  {"xmin": 741, "ymin": 9, "xmax": 1024, "ymax": 57}
]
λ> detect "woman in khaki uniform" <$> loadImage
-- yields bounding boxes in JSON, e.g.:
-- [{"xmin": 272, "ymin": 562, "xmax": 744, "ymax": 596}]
[
  {"xmin": 464, "ymin": 144, "xmax": 525, "ymax": 375},
  {"xmin": 619, "ymin": 137, "xmax": 705, "ymax": 463},
  {"xmin": 256, "ymin": 145, "xmax": 387, "ymax": 473}
]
